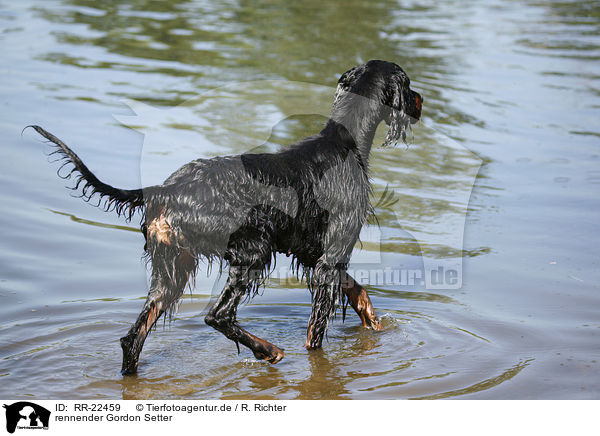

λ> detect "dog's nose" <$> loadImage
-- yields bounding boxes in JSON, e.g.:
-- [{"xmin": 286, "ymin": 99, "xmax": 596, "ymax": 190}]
[
  {"xmin": 414, "ymin": 92, "xmax": 423, "ymax": 113},
  {"xmin": 409, "ymin": 91, "xmax": 422, "ymax": 124}
]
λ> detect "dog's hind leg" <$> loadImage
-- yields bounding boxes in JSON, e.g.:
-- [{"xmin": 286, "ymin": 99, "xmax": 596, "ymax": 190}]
[
  {"xmin": 205, "ymin": 266, "xmax": 285, "ymax": 363},
  {"xmin": 341, "ymin": 272, "xmax": 382, "ymax": 331},
  {"xmin": 120, "ymin": 249, "xmax": 196, "ymax": 375}
]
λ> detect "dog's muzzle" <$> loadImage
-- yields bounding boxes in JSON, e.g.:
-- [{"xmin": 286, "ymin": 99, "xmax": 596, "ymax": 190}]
[{"xmin": 408, "ymin": 90, "xmax": 423, "ymax": 124}]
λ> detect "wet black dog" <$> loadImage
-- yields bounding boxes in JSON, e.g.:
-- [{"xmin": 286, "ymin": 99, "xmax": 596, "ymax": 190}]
[{"xmin": 30, "ymin": 60, "xmax": 422, "ymax": 374}]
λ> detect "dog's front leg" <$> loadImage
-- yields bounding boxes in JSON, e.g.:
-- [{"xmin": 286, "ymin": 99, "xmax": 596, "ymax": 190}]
[
  {"xmin": 341, "ymin": 272, "xmax": 382, "ymax": 331},
  {"xmin": 305, "ymin": 262, "xmax": 342, "ymax": 349},
  {"xmin": 305, "ymin": 268, "xmax": 382, "ymax": 350}
]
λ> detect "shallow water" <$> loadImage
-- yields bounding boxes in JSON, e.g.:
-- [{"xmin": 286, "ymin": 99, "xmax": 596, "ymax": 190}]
[{"xmin": 1, "ymin": 0, "xmax": 599, "ymax": 399}]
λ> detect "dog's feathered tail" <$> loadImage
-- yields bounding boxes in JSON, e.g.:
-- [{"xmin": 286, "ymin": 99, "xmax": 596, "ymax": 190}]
[{"xmin": 27, "ymin": 125, "xmax": 145, "ymax": 220}]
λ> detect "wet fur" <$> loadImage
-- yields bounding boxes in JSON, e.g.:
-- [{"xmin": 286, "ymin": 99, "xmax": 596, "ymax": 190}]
[{"xmin": 29, "ymin": 60, "xmax": 422, "ymax": 374}]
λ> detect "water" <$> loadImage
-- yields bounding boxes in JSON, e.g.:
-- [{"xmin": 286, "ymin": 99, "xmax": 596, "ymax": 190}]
[{"xmin": 1, "ymin": 0, "xmax": 599, "ymax": 399}]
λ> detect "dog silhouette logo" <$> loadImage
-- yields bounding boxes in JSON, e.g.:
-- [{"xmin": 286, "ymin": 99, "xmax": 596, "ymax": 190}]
[{"xmin": 2, "ymin": 402, "xmax": 50, "ymax": 433}]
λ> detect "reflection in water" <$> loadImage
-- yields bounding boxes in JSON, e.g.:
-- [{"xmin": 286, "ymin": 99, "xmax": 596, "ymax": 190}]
[
  {"xmin": 97, "ymin": 309, "xmax": 502, "ymax": 399},
  {"xmin": 368, "ymin": 286, "xmax": 458, "ymax": 305},
  {"xmin": 33, "ymin": 0, "xmax": 468, "ymax": 126},
  {"xmin": 48, "ymin": 209, "xmax": 140, "ymax": 233},
  {"xmin": 411, "ymin": 359, "xmax": 534, "ymax": 400},
  {"xmin": 296, "ymin": 350, "xmax": 348, "ymax": 400}
]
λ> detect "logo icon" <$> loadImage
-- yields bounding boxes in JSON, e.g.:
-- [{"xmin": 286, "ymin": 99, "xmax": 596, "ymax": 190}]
[{"xmin": 3, "ymin": 402, "xmax": 50, "ymax": 434}]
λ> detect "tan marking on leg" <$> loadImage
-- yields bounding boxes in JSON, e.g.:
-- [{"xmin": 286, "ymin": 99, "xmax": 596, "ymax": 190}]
[
  {"xmin": 342, "ymin": 273, "xmax": 382, "ymax": 331},
  {"xmin": 144, "ymin": 302, "xmax": 162, "ymax": 333},
  {"xmin": 305, "ymin": 329, "xmax": 314, "ymax": 349}
]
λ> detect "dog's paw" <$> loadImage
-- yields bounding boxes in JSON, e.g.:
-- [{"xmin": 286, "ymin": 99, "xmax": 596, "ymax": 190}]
[
  {"xmin": 252, "ymin": 343, "xmax": 285, "ymax": 364},
  {"xmin": 368, "ymin": 317, "xmax": 383, "ymax": 331}
]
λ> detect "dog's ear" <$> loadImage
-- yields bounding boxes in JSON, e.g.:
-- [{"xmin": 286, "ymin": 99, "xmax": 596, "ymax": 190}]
[
  {"xmin": 334, "ymin": 65, "xmax": 362, "ymax": 104},
  {"xmin": 382, "ymin": 77, "xmax": 410, "ymax": 147}
]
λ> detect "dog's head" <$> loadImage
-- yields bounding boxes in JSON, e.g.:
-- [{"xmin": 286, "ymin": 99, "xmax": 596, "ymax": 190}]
[{"xmin": 334, "ymin": 60, "xmax": 422, "ymax": 146}]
